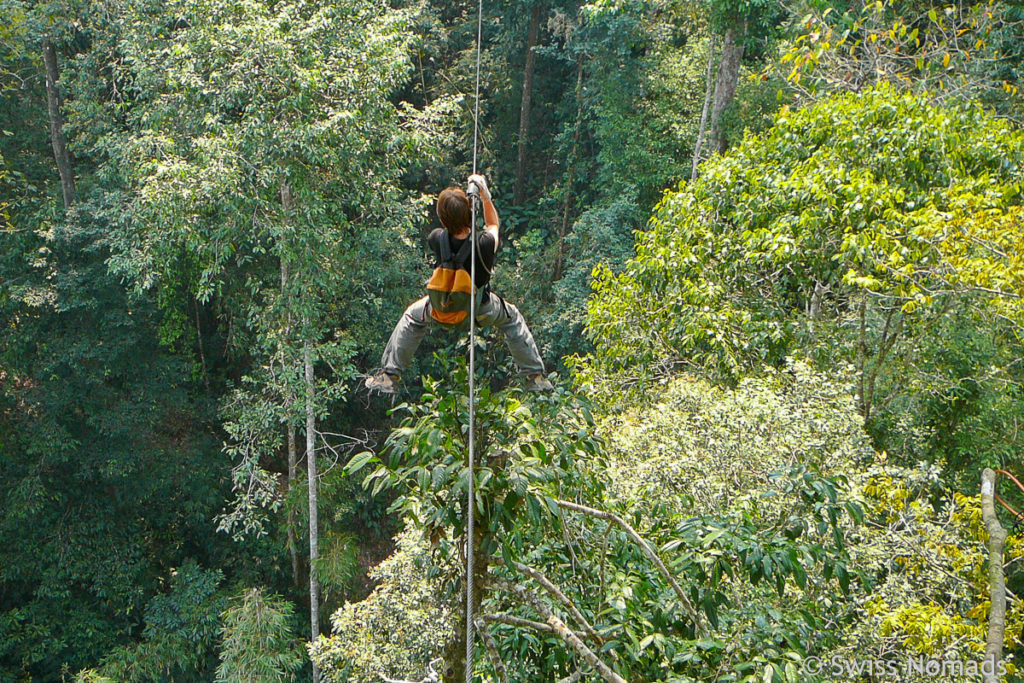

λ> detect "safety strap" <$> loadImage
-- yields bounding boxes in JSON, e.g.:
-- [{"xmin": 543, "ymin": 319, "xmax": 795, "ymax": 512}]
[{"xmin": 438, "ymin": 233, "xmax": 475, "ymax": 274}]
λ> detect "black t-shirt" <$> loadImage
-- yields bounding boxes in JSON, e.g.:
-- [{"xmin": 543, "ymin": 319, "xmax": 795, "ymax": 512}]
[{"xmin": 427, "ymin": 228, "xmax": 496, "ymax": 291}]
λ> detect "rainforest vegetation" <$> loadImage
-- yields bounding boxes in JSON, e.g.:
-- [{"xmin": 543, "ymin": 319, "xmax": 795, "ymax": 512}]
[{"xmin": 2, "ymin": 0, "xmax": 1024, "ymax": 681}]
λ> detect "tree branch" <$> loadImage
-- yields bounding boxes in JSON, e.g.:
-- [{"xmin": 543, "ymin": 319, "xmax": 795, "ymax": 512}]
[
  {"xmin": 511, "ymin": 561, "xmax": 603, "ymax": 644},
  {"xmin": 482, "ymin": 613, "xmax": 588, "ymax": 639},
  {"xmin": 557, "ymin": 669, "xmax": 586, "ymax": 683},
  {"xmin": 555, "ymin": 499, "xmax": 706, "ymax": 635},
  {"xmin": 497, "ymin": 580, "xmax": 626, "ymax": 683},
  {"xmin": 474, "ymin": 618, "xmax": 509, "ymax": 683}
]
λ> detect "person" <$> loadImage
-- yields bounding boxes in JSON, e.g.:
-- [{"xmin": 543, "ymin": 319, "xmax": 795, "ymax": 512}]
[{"xmin": 366, "ymin": 174, "xmax": 553, "ymax": 394}]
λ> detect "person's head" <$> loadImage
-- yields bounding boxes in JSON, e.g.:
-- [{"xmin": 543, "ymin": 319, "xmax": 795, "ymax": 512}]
[{"xmin": 437, "ymin": 186, "xmax": 471, "ymax": 233}]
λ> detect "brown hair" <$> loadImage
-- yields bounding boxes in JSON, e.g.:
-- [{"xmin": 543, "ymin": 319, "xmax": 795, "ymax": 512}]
[{"xmin": 437, "ymin": 186, "xmax": 471, "ymax": 233}]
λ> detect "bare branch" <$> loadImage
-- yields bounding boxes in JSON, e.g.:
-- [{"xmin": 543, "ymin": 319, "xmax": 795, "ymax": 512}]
[
  {"xmin": 497, "ymin": 580, "xmax": 627, "ymax": 683},
  {"xmin": 315, "ymin": 428, "xmax": 368, "ymax": 477},
  {"xmin": 555, "ymin": 499, "xmax": 706, "ymax": 635},
  {"xmin": 474, "ymin": 618, "xmax": 509, "ymax": 683},
  {"xmin": 482, "ymin": 613, "xmax": 588, "ymax": 639},
  {"xmin": 511, "ymin": 561, "xmax": 603, "ymax": 644}
]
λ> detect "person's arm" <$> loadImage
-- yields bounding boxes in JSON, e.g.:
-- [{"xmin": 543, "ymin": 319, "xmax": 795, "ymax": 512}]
[
  {"xmin": 468, "ymin": 174, "xmax": 500, "ymax": 250},
  {"xmin": 481, "ymin": 196, "xmax": 499, "ymax": 250}
]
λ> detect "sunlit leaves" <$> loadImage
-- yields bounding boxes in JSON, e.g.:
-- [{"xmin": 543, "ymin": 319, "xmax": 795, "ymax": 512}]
[
  {"xmin": 773, "ymin": 0, "xmax": 1024, "ymax": 111},
  {"xmin": 102, "ymin": 0, "xmax": 426, "ymax": 307},
  {"xmin": 585, "ymin": 86, "xmax": 1024, "ymax": 385}
]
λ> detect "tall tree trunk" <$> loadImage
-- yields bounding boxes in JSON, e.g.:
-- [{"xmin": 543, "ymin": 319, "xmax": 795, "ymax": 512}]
[
  {"xmin": 709, "ymin": 23, "xmax": 745, "ymax": 155},
  {"xmin": 287, "ymin": 421, "xmax": 299, "ymax": 586},
  {"xmin": 691, "ymin": 33, "xmax": 716, "ymax": 180},
  {"xmin": 290, "ymin": 182, "xmax": 320, "ymax": 681},
  {"xmin": 513, "ymin": 2, "xmax": 543, "ymax": 207},
  {"xmin": 856, "ymin": 296, "xmax": 868, "ymax": 419},
  {"xmin": 444, "ymin": 521, "xmax": 488, "ymax": 682},
  {"xmin": 280, "ymin": 183, "xmax": 300, "ymax": 589},
  {"xmin": 981, "ymin": 468, "xmax": 1008, "ymax": 683},
  {"xmin": 194, "ymin": 298, "xmax": 210, "ymax": 391},
  {"xmin": 554, "ymin": 60, "xmax": 584, "ymax": 282},
  {"xmin": 305, "ymin": 335, "xmax": 321, "ymax": 683},
  {"xmin": 42, "ymin": 36, "xmax": 75, "ymax": 210},
  {"xmin": 283, "ymin": 356, "xmax": 300, "ymax": 590}
]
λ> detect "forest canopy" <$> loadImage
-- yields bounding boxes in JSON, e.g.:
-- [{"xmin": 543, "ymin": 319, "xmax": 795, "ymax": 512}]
[{"xmin": 1, "ymin": 0, "xmax": 1023, "ymax": 681}]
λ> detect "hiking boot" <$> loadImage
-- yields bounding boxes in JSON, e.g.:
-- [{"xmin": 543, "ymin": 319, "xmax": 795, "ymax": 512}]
[
  {"xmin": 524, "ymin": 374, "xmax": 554, "ymax": 392},
  {"xmin": 366, "ymin": 372, "xmax": 400, "ymax": 394}
]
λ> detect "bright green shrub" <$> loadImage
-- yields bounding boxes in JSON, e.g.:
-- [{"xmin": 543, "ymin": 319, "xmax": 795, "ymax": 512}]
[
  {"xmin": 309, "ymin": 527, "xmax": 451, "ymax": 683},
  {"xmin": 603, "ymin": 359, "xmax": 871, "ymax": 516},
  {"xmin": 217, "ymin": 588, "xmax": 304, "ymax": 682}
]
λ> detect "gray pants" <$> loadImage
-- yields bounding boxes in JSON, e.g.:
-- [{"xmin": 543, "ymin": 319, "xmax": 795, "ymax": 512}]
[{"xmin": 381, "ymin": 293, "xmax": 545, "ymax": 377}]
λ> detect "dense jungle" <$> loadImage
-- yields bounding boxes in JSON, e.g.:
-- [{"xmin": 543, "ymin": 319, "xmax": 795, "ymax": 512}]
[{"xmin": 3, "ymin": 0, "xmax": 1024, "ymax": 681}]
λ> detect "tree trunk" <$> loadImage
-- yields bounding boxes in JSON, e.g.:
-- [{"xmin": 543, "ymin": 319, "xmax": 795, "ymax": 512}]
[
  {"xmin": 856, "ymin": 296, "xmax": 868, "ymax": 419},
  {"xmin": 807, "ymin": 280, "xmax": 826, "ymax": 335},
  {"xmin": 862, "ymin": 308, "xmax": 902, "ymax": 425},
  {"xmin": 280, "ymin": 183, "xmax": 300, "ymax": 589},
  {"xmin": 42, "ymin": 36, "xmax": 76, "ymax": 210},
  {"xmin": 691, "ymin": 33, "xmax": 716, "ymax": 180},
  {"xmin": 513, "ymin": 2, "xmax": 543, "ymax": 207},
  {"xmin": 280, "ymin": 185, "xmax": 299, "ymax": 589},
  {"xmin": 708, "ymin": 23, "xmax": 745, "ymax": 155},
  {"xmin": 194, "ymin": 298, "xmax": 210, "ymax": 391},
  {"xmin": 298, "ymin": 217, "xmax": 320, "ymax": 680},
  {"xmin": 554, "ymin": 60, "xmax": 584, "ymax": 282},
  {"xmin": 284, "ymin": 292, "xmax": 299, "ymax": 590},
  {"xmin": 287, "ymin": 422, "xmax": 299, "ymax": 586},
  {"xmin": 305, "ymin": 336, "xmax": 321, "ymax": 683},
  {"xmin": 981, "ymin": 468, "xmax": 1008, "ymax": 683},
  {"xmin": 443, "ymin": 519, "xmax": 488, "ymax": 682}
]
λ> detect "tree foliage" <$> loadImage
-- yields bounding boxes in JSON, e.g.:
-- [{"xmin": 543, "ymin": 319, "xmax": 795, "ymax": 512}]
[
  {"xmin": 216, "ymin": 588, "xmax": 304, "ymax": 683},
  {"xmin": 776, "ymin": 0, "xmax": 1024, "ymax": 112},
  {"xmin": 587, "ymin": 86, "xmax": 1024, "ymax": 476},
  {"xmin": 321, "ymin": 363, "xmax": 868, "ymax": 682},
  {"xmin": 3, "ymin": 0, "xmax": 1024, "ymax": 678},
  {"xmin": 310, "ymin": 527, "xmax": 451, "ymax": 683}
]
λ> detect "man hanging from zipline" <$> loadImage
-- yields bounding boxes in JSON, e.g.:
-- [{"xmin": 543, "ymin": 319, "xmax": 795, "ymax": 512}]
[{"xmin": 366, "ymin": 174, "xmax": 553, "ymax": 394}]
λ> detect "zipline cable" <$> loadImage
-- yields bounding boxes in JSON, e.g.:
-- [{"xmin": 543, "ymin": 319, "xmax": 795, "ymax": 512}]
[{"xmin": 466, "ymin": 0, "xmax": 483, "ymax": 679}]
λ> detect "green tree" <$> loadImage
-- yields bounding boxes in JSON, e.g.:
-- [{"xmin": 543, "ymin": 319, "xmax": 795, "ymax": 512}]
[
  {"xmin": 73, "ymin": 563, "xmax": 228, "ymax": 682},
  {"xmin": 77, "ymin": 1, "xmax": 447, "ymax": 675},
  {"xmin": 586, "ymin": 85, "xmax": 1024, "ymax": 476},
  {"xmin": 322, "ymin": 363, "xmax": 863, "ymax": 682},
  {"xmin": 216, "ymin": 588, "xmax": 304, "ymax": 683},
  {"xmin": 1, "ymin": 2, "xmax": 246, "ymax": 679}
]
